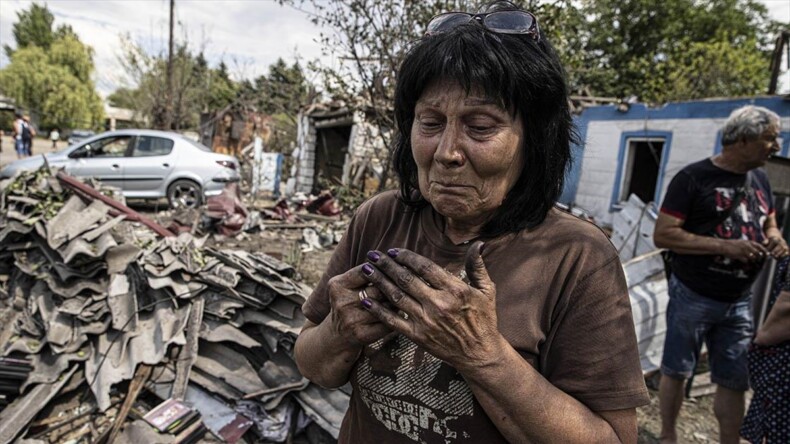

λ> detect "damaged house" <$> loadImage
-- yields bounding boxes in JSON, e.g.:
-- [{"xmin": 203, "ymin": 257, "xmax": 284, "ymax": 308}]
[{"xmin": 288, "ymin": 103, "xmax": 389, "ymax": 195}]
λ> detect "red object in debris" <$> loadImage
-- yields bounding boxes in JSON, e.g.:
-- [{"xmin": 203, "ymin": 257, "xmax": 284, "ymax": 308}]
[
  {"xmin": 205, "ymin": 183, "xmax": 249, "ymax": 236},
  {"xmin": 305, "ymin": 192, "xmax": 341, "ymax": 216}
]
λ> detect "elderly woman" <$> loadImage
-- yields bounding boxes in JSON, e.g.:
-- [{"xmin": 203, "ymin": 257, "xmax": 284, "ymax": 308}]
[{"xmin": 294, "ymin": 2, "xmax": 649, "ymax": 442}]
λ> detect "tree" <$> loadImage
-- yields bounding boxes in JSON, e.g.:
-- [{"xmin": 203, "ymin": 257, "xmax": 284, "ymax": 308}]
[
  {"xmin": 107, "ymin": 87, "xmax": 141, "ymax": 109},
  {"xmin": 575, "ymin": 0, "xmax": 780, "ymax": 102},
  {"xmin": 239, "ymin": 58, "xmax": 316, "ymax": 155},
  {"xmin": 0, "ymin": 3, "xmax": 104, "ymax": 130},
  {"xmin": 281, "ymin": 0, "xmax": 478, "ymax": 190},
  {"xmin": 3, "ymin": 2, "xmax": 81, "ymax": 57},
  {"xmin": 116, "ymin": 35, "xmax": 243, "ymax": 130}
]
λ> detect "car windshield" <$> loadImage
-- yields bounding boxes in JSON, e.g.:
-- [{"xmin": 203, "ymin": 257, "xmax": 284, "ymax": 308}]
[{"xmin": 181, "ymin": 136, "xmax": 213, "ymax": 153}]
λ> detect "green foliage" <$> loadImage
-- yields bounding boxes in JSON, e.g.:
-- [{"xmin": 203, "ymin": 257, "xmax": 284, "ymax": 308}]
[
  {"xmin": 107, "ymin": 87, "xmax": 140, "ymax": 109},
  {"xmin": 0, "ymin": 3, "xmax": 104, "ymax": 130},
  {"xmin": 284, "ymin": 0, "xmax": 781, "ymax": 110},
  {"xmin": 237, "ymin": 58, "xmax": 315, "ymax": 154},
  {"xmin": 636, "ymin": 34, "xmax": 770, "ymax": 103},
  {"xmin": 4, "ymin": 3, "xmax": 55, "ymax": 56},
  {"xmin": 116, "ymin": 35, "xmax": 242, "ymax": 130},
  {"xmin": 48, "ymin": 35, "xmax": 95, "ymax": 83},
  {"xmin": 253, "ymin": 58, "xmax": 313, "ymax": 118},
  {"xmin": 573, "ymin": 0, "xmax": 780, "ymax": 102}
]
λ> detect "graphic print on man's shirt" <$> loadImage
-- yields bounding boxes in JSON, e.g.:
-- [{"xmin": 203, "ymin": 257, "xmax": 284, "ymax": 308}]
[
  {"xmin": 356, "ymin": 335, "xmax": 475, "ymax": 442},
  {"xmin": 709, "ymin": 186, "xmax": 770, "ymax": 278}
]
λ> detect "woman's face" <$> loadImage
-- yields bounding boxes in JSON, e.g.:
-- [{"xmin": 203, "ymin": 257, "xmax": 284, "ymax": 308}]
[{"xmin": 411, "ymin": 79, "xmax": 525, "ymax": 227}]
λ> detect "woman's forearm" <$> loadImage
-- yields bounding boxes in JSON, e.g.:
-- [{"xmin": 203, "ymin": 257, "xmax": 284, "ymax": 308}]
[
  {"xmin": 460, "ymin": 336, "xmax": 628, "ymax": 443},
  {"xmin": 755, "ymin": 291, "xmax": 790, "ymax": 346},
  {"xmin": 294, "ymin": 319, "xmax": 362, "ymax": 388}
]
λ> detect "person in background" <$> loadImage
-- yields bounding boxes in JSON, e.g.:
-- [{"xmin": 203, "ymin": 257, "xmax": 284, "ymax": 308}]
[
  {"xmin": 741, "ymin": 255, "xmax": 790, "ymax": 443},
  {"xmin": 0, "ymin": 129, "xmax": 4, "ymax": 153},
  {"xmin": 653, "ymin": 105, "xmax": 789, "ymax": 444},
  {"xmin": 21, "ymin": 115, "xmax": 35, "ymax": 157},
  {"xmin": 49, "ymin": 128, "xmax": 60, "ymax": 150},
  {"xmin": 12, "ymin": 113, "xmax": 25, "ymax": 159},
  {"xmin": 294, "ymin": 2, "xmax": 649, "ymax": 443}
]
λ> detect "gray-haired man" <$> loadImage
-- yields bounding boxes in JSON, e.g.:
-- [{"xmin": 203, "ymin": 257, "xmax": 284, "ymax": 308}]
[{"xmin": 653, "ymin": 105, "xmax": 789, "ymax": 444}]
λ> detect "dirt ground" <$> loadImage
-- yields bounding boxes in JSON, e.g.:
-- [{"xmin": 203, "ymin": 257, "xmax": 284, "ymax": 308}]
[{"xmin": 637, "ymin": 389, "xmax": 722, "ymax": 443}]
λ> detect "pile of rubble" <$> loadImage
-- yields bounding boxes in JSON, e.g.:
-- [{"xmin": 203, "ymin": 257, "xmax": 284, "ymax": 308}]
[{"xmin": 0, "ymin": 169, "xmax": 348, "ymax": 443}]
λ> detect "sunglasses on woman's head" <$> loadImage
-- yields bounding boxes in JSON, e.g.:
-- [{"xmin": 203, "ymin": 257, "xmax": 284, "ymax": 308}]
[{"xmin": 425, "ymin": 10, "xmax": 540, "ymax": 41}]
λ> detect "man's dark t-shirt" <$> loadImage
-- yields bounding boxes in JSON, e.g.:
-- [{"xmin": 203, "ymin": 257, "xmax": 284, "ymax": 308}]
[{"xmin": 660, "ymin": 158, "xmax": 775, "ymax": 302}]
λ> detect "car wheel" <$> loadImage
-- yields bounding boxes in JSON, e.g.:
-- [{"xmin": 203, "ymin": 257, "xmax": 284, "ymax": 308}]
[{"xmin": 167, "ymin": 179, "xmax": 202, "ymax": 209}]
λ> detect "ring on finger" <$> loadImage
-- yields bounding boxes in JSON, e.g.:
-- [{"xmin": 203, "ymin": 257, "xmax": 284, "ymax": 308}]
[{"xmin": 358, "ymin": 289, "xmax": 368, "ymax": 301}]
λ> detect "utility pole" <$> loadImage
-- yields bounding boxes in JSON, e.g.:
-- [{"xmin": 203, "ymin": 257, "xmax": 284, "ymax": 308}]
[{"xmin": 164, "ymin": 0, "xmax": 175, "ymax": 130}]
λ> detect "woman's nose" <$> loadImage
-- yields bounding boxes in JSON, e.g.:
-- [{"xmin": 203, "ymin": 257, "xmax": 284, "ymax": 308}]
[{"xmin": 434, "ymin": 123, "xmax": 465, "ymax": 167}]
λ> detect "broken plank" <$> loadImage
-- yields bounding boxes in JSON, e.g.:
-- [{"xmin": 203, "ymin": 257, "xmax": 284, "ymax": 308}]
[
  {"xmin": 172, "ymin": 296, "xmax": 204, "ymax": 400},
  {"xmin": 104, "ymin": 364, "xmax": 153, "ymax": 444}
]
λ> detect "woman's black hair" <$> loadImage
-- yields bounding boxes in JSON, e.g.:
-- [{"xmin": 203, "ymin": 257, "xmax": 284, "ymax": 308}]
[{"xmin": 392, "ymin": 2, "xmax": 577, "ymax": 236}]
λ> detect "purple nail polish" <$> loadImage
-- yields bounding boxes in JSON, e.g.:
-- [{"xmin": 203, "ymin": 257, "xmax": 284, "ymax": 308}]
[
  {"xmin": 361, "ymin": 298, "xmax": 372, "ymax": 308},
  {"xmin": 362, "ymin": 263, "xmax": 374, "ymax": 276},
  {"xmin": 367, "ymin": 251, "xmax": 380, "ymax": 262},
  {"xmin": 387, "ymin": 248, "xmax": 399, "ymax": 258}
]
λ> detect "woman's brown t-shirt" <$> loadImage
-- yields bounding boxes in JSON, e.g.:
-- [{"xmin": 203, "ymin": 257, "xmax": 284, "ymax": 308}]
[{"xmin": 303, "ymin": 191, "xmax": 649, "ymax": 443}]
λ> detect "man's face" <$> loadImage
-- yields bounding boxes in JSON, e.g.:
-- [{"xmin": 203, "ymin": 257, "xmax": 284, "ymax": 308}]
[{"xmin": 741, "ymin": 125, "xmax": 780, "ymax": 168}]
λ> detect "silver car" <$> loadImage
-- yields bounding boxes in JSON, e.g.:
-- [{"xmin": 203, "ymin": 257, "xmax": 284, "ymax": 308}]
[{"xmin": 0, "ymin": 129, "xmax": 240, "ymax": 208}]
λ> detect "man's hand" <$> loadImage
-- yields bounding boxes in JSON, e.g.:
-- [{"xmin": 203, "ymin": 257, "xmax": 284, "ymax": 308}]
[
  {"xmin": 720, "ymin": 239, "xmax": 769, "ymax": 263},
  {"xmin": 763, "ymin": 236, "xmax": 789, "ymax": 259}
]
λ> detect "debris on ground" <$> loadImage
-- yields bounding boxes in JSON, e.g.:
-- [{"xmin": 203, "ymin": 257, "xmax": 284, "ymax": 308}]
[
  {"xmin": 203, "ymin": 183, "xmax": 250, "ymax": 237},
  {"xmin": 0, "ymin": 168, "xmax": 348, "ymax": 443}
]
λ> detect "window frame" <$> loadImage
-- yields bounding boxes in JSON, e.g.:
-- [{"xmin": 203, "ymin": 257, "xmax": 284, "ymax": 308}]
[
  {"xmin": 609, "ymin": 130, "xmax": 673, "ymax": 212},
  {"xmin": 131, "ymin": 135, "xmax": 175, "ymax": 157}
]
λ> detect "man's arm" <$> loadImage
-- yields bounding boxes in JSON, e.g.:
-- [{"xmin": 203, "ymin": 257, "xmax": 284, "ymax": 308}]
[
  {"xmin": 654, "ymin": 212, "xmax": 766, "ymax": 261},
  {"xmin": 762, "ymin": 213, "xmax": 789, "ymax": 259}
]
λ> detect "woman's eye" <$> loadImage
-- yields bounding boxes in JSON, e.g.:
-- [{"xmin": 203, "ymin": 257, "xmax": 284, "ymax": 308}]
[
  {"xmin": 419, "ymin": 120, "xmax": 443, "ymax": 131},
  {"xmin": 468, "ymin": 125, "xmax": 495, "ymax": 135}
]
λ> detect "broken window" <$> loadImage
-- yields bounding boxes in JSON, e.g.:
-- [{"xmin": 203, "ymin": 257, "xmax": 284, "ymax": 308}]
[
  {"xmin": 617, "ymin": 138, "xmax": 665, "ymax": 205},
  {"xmin": 313, "ymin": 126, "xmax": 351, "ymax": 192}
]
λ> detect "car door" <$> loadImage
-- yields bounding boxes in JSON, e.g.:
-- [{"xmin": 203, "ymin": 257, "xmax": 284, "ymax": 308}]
[
  {"xmin": 64, "ymin": 135, "xmax": 133, "ymax": 188},
  {"xmin": 122, "ymin": 135, "xmax": 176, "ymax": 196}
]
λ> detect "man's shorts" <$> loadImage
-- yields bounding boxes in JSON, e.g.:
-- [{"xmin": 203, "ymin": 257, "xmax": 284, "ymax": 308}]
[
  {"xmin": 660, "ymin": 274, "xmax": 752, "ymax": 391},
  {"xmin": 15, "ymin": 138, "xmax": 25, "ymax": 155}
]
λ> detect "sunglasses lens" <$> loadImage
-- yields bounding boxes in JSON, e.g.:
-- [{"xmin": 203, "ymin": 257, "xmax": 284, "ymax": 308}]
[
  {"xmin": 483, "ymin": 11, "xmax": 535, "ymax": 33},
  {"xmin": 426, "ymin": 13, "xmax": 472, "ymax": 34}
]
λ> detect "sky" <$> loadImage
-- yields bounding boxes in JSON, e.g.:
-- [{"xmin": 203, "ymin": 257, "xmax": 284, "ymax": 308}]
[{"xmin": 0, "ymin": 0, "xmax": 789, "ymax": 98}]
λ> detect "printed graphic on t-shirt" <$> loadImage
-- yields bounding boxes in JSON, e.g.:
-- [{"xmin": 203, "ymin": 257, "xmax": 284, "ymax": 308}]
[
  {"xmin": 709, "ymin": 186, "xmax": 769, "ymax": 277},
  {"xmin": 356, "ymin": 335, "xmax": 475, "ymax": 442}
]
